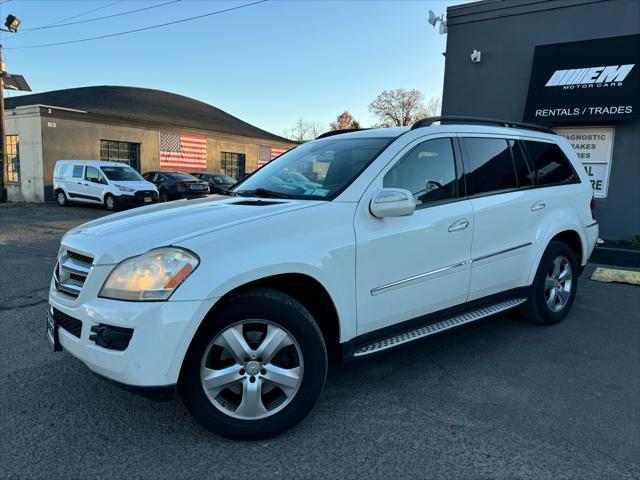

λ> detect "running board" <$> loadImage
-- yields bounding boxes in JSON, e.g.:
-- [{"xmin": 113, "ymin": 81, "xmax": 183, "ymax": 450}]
[{"xmin": 353, "ymin": 297, "xmax": 527, "ymax": 357}]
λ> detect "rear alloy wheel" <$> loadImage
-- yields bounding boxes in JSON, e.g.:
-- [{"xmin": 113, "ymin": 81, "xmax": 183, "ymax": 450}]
[
  {"xmin": 180, "ymin": 288, "xmax": 327, "ymax": 440},
  {"xmin": 521, "ymin": 241, "xmax": 578, "ymax": 325},
  {"xmin": 104, "ymin": 193, "xmax": 117, "ymax": 211},
  {"xmin": 159, "ymin": 190, "xmax": 170, "ymax": 202},
  {"xmin": 56, "ymin": 190, "xmax": 67, "ymax": 207}
]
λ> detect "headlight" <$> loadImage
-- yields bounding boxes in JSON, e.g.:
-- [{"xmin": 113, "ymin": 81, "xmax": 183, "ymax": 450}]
[
  {"xmin": 115, "ymin": 184, "xmax": 135, "ymax": 193},
  {"xmin": 99, "ymin": 247, "xmax": 199, "ymax": 301}
]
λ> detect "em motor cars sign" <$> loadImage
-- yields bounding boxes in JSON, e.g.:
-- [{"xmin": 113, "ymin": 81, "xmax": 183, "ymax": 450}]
[
  {"xmin": 524, "ymin": 35, "xmax": 640, "ymax": 123},
  {"xmin": 554, "ymin": 126, "xmax": 614, "ymax": 199}
]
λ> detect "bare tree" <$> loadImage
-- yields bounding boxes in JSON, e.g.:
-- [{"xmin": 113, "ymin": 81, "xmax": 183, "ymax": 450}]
[
  {"xmin": 425, "ymin": 96, "xmax": 442, "ymax": 117},
  {"xmin": 329, "ymin": 111, "xmax": 361, "ymax": 130},
  {"xmin": 369, "ymin": 89, "xmax": 435, "ymax": 127},
  {"xmin": 283, "ymin": 118, "xmax": 323, "ymax": 142}
]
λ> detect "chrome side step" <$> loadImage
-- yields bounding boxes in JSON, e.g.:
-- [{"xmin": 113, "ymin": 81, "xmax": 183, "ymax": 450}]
[{"xmin": 353, "ymin": 297, "xmax": 527, "ymax": 357}]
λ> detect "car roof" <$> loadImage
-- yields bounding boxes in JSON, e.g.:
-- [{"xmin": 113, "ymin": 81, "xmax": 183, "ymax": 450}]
[
  {"xmin": 314, "ymin": 124, "xmax": 558, "ymax": 142},
  {"xmin": 55, "ymin": 160, "xmax": 131, "ymax": 168}
]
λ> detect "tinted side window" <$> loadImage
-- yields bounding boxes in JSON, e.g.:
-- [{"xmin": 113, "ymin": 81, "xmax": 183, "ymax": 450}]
[
  {"xmin": 463, "ymin": 138, "xmax": 517, "ymax": 195},
  {"xmin": 523, "ymin": 141, "xmax": 580, "ymax": 186},
  {"xmin": 510, "ymin": 140, "xmax": 535, "ymax": 188},
  {"xmin": 72, "ymin": 165, "xmax": 83, "ymax": 178},
  {"xmin": 383, "ymin": 138, "xmax": 457, "ymax": 207}
]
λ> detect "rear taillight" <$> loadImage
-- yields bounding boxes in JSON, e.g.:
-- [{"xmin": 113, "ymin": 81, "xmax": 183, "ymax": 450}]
[
  {"xmin": 176, "ymin": 183, "xmax": 186, "ymax": 187},
  {"xmin": 590, "ymin": 194, "xmax": 595, "ymax": 216}
]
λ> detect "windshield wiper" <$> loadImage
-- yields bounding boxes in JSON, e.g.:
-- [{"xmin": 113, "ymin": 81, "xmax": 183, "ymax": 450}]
[{"xmin": 236, "ymin": 188, "xmax": 292, "ymax": 199}]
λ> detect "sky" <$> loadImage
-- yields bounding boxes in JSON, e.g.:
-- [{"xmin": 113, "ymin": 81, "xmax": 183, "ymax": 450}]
[{"xmin": 0, "ymin": 0, "xmax": 457, "ymax": 136}]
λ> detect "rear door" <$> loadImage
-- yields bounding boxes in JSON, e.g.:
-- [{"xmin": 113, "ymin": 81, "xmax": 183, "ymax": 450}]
[
  {"xmin": 65, "ymin": 164, "xmax": 87, "ymax": 201},
  {"xmin": 461, "ymin": 136, "xmax": 537, "ymax": 300},
  {"xmin": 354, "ymin": 135, "xmax": 473, "ymax": 335}
]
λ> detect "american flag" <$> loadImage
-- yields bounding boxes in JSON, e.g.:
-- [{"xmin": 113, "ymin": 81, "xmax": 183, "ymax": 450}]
[
  {"xmin": 258, "ymin": 145, "xmax": 289, "ymax": 168},
  {"xmin": 271, "ymin": 146, "xmax": 288, "ymax": 160},
  {"xmin": 160, "ymin": 132, "xmax": 207, "ymax": 170}
]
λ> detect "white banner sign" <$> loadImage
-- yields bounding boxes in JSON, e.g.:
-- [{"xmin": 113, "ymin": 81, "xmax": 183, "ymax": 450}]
[{"xmin": 554, "ymin": 126, "xmax": 615, "ymax": 198}]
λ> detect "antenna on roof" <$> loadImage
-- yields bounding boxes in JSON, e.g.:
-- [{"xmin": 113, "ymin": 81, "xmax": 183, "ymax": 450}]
[{"xmin": 427, "ymin": 10, "xmax": 447, "ymax": 34}]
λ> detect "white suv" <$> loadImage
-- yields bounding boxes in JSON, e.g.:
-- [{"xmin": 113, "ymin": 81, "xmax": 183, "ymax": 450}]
[
  {"xmin": 54, "ymin": 160, "xmax": 159, "ymax": 210},
  {"xmin": 48, "ymin": 118, "xmax": 599, "ymax": 440}
]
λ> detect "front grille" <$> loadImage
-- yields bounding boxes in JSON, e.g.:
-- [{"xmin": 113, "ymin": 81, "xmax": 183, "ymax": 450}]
[
  {"xmin": 67, "ymin": 251, "xmax": 93, "ymax": 265},
  {"xmin": 52, "ymin": 307, "xmax": 82, "ymax": 338},
  {"xmin": 54, "ymin": 249, "xmax": 94, "ymax": 298}
]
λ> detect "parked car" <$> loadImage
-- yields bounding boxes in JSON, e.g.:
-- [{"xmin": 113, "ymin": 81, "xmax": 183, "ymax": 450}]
[
  {"xmin": 189, "ymin": 172, "xmax": 237, "ymax": 194},
  {"xmin": 277, "ymin": 171, "xmax": 322, "ymax": 190},
  {"xmin": 49, "ymin": 118, "xmax": 598, "ymax": 440},
  {"xmin": 53, "ymin": 160, "xmax": 158, "ymax": 211},
  {"xmin": 142, "ymin": 171, "xmax": 209, "ymax": 201}
]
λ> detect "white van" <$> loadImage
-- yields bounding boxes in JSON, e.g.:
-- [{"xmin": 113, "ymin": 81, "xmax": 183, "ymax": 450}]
[{"xmin": 53, "ymin": 160, "xmax": 159, "ymax": 211}]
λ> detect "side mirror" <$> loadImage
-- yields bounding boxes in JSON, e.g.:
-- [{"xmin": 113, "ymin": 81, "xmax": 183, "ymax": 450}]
[{"xmin": 369, "ymin": 188, "xmax": 416, "ymax": 218}]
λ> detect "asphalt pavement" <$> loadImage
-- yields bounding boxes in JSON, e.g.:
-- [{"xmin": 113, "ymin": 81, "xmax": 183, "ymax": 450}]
[{"xmin": 1, "ymin": 203, "xmax": 639, "ymax": 479}]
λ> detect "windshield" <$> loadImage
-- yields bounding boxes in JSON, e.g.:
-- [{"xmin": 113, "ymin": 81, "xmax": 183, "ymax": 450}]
[
  {"xmin": 100, "ymin": 166, "xmax": 144, "ymax": 181},
  {"xmin": 233, "ymin": 137, "xmax": 391, "ymax": 199},
  {"xmin": 214, "ymin": 175, "xmax": 236, "ymax": 185}
]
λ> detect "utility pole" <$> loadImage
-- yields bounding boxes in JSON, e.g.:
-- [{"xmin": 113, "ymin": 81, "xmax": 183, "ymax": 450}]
[
  {"xmin": 0, "ymin": 14, "xmax": 27, "ymax": 203},
  {"xmin": 1, "ymin": 43, "xmax": 6, "ymax": 202}
]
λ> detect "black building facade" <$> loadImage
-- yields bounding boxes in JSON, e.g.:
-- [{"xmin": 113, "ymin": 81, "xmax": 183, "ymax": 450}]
[{"xmin": 442, "ymin": 0, "xmax": 640, "ymax": 241}]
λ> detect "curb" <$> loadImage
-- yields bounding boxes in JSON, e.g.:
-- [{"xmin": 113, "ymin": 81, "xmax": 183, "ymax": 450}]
[{"xmin": 591, "ymin": 267, "xmax": 640, "ymax": 286}]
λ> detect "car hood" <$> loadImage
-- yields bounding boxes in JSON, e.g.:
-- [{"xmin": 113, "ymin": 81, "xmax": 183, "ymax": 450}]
[
  {"xmin": 61, "ymin": 196, "xmax": 323, "ymax": 265},
  {"xmin": 110, "ymin": 180, "xmax": 157, "ymax": 191}
]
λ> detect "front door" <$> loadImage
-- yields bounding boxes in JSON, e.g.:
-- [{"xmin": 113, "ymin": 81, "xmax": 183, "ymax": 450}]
[
  {"xmin": 83, "ymin": 166, "xmax": 106, "ymax": 202},
  {"xmin": 354, "ymin": 136, "xmax": 473, "ymax": 335}
]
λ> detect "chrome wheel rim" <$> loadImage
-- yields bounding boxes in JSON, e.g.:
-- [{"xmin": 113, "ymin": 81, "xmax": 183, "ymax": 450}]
[
  {"xmin": 57, "ymin": 192, "xmax": 65, "ymax": 205},
  {"xmin": 106, "ymin": 196, "xmax": 114, "ymax": 209},
  {"xmin": 545, "ymin": 255, "xmax": 572, "ymax": 312},
  {"xmin": 200, "ymin": 320, "xmax": 304, "ymax": 420}
]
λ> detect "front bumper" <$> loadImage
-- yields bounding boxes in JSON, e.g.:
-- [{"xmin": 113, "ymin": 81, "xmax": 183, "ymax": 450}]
[
  {"xmin": 117, "ymin": 190, "xmax": 159, "ymax": 206},
  {"xmin": 49, "ymin": 285, "xmax": 216, "ymax": 387}
]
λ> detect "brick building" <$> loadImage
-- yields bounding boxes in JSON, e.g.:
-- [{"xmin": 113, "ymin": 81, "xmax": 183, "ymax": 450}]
[{"xmin": 3, "ymin": 85, "xmax": 295, "ymax": 202}]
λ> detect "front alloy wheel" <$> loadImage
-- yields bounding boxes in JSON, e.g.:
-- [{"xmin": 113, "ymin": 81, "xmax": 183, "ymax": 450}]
[
  {"xmin": 200, "ymin": 320, "xmax": 303, "ymax": 420},
  {"xmin": 180, "ymin": 288, "xmax": 327, "ymax": 440},
  {"xmin": 104, "ymin": 194, "xmax": 116, "ymax": 211}
]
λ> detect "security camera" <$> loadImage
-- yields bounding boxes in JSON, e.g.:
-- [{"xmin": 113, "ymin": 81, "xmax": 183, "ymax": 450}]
[{"xmin": 470, "ymin": 50, "xmax": 482, "ymax": 63}]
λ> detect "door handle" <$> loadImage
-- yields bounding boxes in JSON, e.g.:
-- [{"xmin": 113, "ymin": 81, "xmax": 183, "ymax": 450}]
[
  {"xmin": 448, "ymin": 219, "xmax": 470, "ymax": 232},
  {"xmin": 531, "ymin": 201, "xmax": 546, "ymax": 211}
]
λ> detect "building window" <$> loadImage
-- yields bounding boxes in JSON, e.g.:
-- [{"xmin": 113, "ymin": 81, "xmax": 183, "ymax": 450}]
[
  {"xmin": 100, "ymin": 140, "xmax": 141, "ymax": 171},
  {"xmin": 5, "ymin": 135, "xmax": 20, "ymax": 184},
  {"xmin": 221, "ymin": 152, "xmax": 246, "ymax": 180}
]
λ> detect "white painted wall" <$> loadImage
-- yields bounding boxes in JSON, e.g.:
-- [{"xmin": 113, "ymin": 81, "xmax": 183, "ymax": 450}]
[{"xmin": 5, "ymin": 106, "xmax": 44, "ymax": 202}]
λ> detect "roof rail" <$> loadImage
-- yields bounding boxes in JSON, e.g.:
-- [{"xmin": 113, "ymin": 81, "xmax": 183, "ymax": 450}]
[
  {"xmin": 410, "ymin": 116, "xmax": 555, "ymax": 134},
  {"xmin": 316, "ymin": 128, "xmax": 369, "ymax": 139}
]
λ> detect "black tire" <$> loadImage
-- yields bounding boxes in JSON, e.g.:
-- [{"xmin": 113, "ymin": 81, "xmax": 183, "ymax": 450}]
[
  {"xmin": 104, "ymin": 193, "xmax": 117, "ymax": 211},
  {"xmin": 521, "ymin": 241, "xmax": 578, "ymax": 325},
  {"xmin": 179, "ymin": 288, "xmax": 328, "ymax": 440},
  {"xmin": 159, "ymin": 190, "xmax": 170, "ymax": 202},
  {"xmin": 55, "ymin": 190, "xmax": 67, "ymax": 207}
]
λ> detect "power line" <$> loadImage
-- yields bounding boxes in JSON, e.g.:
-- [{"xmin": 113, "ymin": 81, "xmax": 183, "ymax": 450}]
[
  {"xmin": 6, "ymin": 0, "xmax": 124, "ymax": 40},
  {"xmin": 37, "ymin": 0, "xmax": 124, "ymax": 27},
  {"xmin": 5, "ymin": 0, "xmax": 268, "ymax": 50},
  {"xmin": 20, "ymin": 0, "xmax": 182, "ymax": 32}
]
